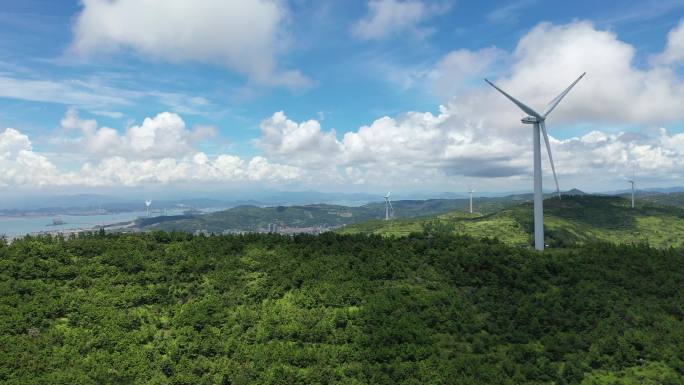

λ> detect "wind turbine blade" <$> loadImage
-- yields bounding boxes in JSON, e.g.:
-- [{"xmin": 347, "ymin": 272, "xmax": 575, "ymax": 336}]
[
  {"xmin": 485, "ymin": 78, "xmax": 542, "ymax": 119},
  {"xmin": 540, "ymin": 121, "xmax": 561, "ymax": 199},
  {"xmin": 542, "ymin": 72, "xmax": 586, "ymax": 117}
]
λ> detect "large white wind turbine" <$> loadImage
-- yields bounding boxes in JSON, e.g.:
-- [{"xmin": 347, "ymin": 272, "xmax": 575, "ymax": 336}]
[
  {"xmin": 145, "ymin": 200, "xmax": 152, "ymax": 217},
  {"xmin": 384, "ymin": 192, "xmax": 393, "ymax": 221},
  {"xmin": 485, "ymin": 73, "xmax": 585, "ymax": 251},
  {"xmin": 468, "ymin": 188, "xmax": 474, "ymax": 214}
]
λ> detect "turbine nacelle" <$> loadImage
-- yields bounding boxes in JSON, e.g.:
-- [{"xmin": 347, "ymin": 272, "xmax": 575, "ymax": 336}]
[{"xmin": 521, "ymin": 116, "xmax": 540, "ymax": 124}]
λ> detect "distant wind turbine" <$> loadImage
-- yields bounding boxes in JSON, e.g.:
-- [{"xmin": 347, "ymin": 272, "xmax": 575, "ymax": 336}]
[
  {"xmin": 485, "ymin": 72, "xmax": 586, "ymax": 251},
  {"xmin": 468, "ymin": 188, "xmax": 474, "ymax": 214},
  {"xmin": 145, "ymin": 200, "xmax": 152, "ymax": 217},
  {"xmin": 628, "ymin": 167, "xmax": 636, "ymax": 209},
  {"xmin": 383, "ymin": 192, "xmax": 393, "ymax": 221}
]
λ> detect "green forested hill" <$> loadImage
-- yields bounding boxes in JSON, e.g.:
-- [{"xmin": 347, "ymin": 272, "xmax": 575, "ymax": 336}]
[
  {"xmin": 139, "ymin": 198, "xmax": 521, "ymax": 233},
  {"xmin": 137, "ymin": 192, "xmax": 684, "ymax": 235},
  {"xmin": 141, "ymin": 204, "xmax": 374, "ymax": 232},
  {"xmin": 1, "ymin": 232, "xmax": 683, "ymax": 384},
  {"xmin": 338, "ymin": 195, "xmax": 684, "ymax": 248}
]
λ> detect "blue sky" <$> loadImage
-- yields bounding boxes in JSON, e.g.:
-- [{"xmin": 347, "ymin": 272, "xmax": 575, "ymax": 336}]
[{"xmin": 1, "ymin": 0, "xmax": 684, "ymax": 195}]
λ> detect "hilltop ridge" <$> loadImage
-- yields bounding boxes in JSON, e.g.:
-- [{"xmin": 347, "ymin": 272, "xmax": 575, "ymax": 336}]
[
  {"xmin": 129, "ymin": 192, "xmax": 684, "ymax": 248},
  {"xmin": 338, "ymin": 195, "xmax": 684, "ymax": 248}
]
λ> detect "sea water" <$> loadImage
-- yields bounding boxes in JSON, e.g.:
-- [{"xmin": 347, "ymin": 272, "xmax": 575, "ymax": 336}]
[{"xmin": 0, "ymin": 210, "xmax": 176, "ymax": 237}]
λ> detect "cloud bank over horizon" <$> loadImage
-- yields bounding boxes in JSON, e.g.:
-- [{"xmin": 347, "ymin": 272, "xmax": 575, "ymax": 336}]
[{"xmin": 0, "ymin": 111, "xmax": 302, "ymax": 188}]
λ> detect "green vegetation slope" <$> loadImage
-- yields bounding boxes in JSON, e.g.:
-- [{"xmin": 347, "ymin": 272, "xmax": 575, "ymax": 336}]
[
  {"xmin": 141, "ymin": 204, "xmax": 372, "ymax": 232},
  {"xmin": 139, "ymin": 197, "xmax": 523, "ymax": 233},
  {"xmin": 1, "ymin": 232, "xmax": 682, "ymax": 384},
  {"xmin": 338, "ymin": 195, "xmax": 684, "ymax": 248}
]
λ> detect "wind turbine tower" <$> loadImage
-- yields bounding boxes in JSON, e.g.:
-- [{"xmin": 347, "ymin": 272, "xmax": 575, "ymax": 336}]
[
  {"xmin": 485, "ymin": 73, "xmax": 585, "ymax": 251},
  {"xmin": 628, "ymin": 168, "xmax": 636, "ymax": 209},
  {"xmin": 145, "ymin": 200, "xmax": 152, "ymax": 217},
  {"xmin": 383, "ymin": 192, "xmax": 393, "ymax": 221},
  {"xmin": 468, "ymin": 188, "xmax": 474, "ymax": 214}
]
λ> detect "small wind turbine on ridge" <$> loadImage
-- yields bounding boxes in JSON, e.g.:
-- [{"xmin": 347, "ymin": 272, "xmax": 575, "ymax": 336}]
[
  {"xmin": 485, "ymin": 72, "xmax": 586, "ymax": 251},
  {"xmin": 383, "ymin": 192, "xmax": 393, "ymax": 221}
]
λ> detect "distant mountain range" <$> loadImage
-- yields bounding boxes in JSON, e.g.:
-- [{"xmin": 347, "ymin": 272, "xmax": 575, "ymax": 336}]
[
  {"xmin": 0, "ymin": 191, "xmax": 379, "ymax": 214},
  {"xmin": 2, "ymin": 187, "xmax": 684, "ymax": 216}
]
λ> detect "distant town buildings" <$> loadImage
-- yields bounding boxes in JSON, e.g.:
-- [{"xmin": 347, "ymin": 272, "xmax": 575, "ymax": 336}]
[{"xmin": 259, "ymin": 223, "xmax": 339, "ymax": 235}]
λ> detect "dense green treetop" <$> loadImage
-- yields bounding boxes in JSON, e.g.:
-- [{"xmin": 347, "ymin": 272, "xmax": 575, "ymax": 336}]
[{"xmin": 1, "ymin": 230, "xmax": 682, "ymax": 384}]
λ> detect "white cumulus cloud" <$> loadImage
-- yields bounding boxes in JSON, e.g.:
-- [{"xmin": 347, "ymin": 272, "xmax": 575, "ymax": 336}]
[
  {"xmin": 352, "ymin": 0, "xmax": 449, "ymax": 40},
  {"xmin": 75, "ymin": 153, "xmax": 301, "ymax": 187},
  {"xmin": 0, "ymin": 111, "xmax": 302, "ymax": 188},
  {"xmin": 653, "ymin": 18, "xmax": 684, "ymax": 66},
  {"xmin": 71, "ymin": 0, "xmax": 311, "ymax": 88},
  {"xmin": 0, "ymin": 128, "xmax": 65, "ymax": 187},
  {"xmin": 498, "ymin": 21, "xmax": 684, "ymax": 126},
  {"xmin": 257, "ymin": 111, "xmax": 342, "ymax": 166},
  {"xmin": 60, "ymin": 108, "xmax": 212, "ymax": 159}
]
